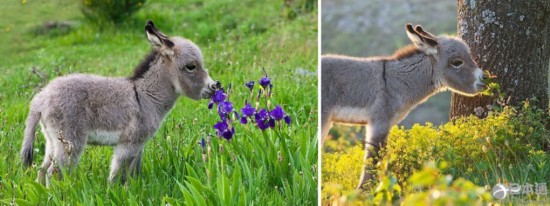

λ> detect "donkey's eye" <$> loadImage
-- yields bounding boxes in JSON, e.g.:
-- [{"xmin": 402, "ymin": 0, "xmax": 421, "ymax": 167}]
[
  {"xmin": 185, "ymin": 64, "xmax": 197, "ymax": 71},
  {"xmin": 451, "ymin": 60, "xmax": 463, "ymax": 67}
]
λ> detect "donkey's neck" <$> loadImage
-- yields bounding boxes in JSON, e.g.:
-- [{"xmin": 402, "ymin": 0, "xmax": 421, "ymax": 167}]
[
  {"xmin": 386, "ymin": 54, "xmax": 444, "ymax": 110},
  {"xmin": 133, "ymin": 66, "xmax": 179, "ymax": 118}
]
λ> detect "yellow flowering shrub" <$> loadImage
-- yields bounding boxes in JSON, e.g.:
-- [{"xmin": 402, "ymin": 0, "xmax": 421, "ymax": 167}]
[
  {"xmin": 322, "ymin": 145, "xmax": 364, "ymax": 196},
  {"xmin": 322, "ymin": 102, "xmax": 549, "ymax": 204}
]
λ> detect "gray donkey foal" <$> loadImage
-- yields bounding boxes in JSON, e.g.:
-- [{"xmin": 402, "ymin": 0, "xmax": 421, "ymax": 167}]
[
  {"xmin": 21, "ymin": 21, "xmax": 219, "ymax": 186},
  {"xmin": 321, "ymin": 24, "xmax": 487, "ymax": 189}
]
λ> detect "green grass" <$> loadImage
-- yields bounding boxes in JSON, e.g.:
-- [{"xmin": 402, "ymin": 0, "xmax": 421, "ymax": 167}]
[{"xmin": 0, "ymin": 0, "xmax": 318, "ymax": 205}]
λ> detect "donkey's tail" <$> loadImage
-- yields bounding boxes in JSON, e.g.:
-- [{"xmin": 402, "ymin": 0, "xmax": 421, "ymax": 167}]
[{"xmin": 21, "ymin": 109, "xmax": 41, "ymax": 167}]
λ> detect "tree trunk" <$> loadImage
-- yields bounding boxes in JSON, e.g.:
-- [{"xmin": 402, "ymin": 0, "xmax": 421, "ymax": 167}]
[{"xmin": 450, "ymin": 0, "xmax": 550, "ymax": 119}]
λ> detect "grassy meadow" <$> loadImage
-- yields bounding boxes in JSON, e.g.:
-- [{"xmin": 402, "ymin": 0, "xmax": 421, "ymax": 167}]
[{"xmin": 0, "ymin": 0, "xmax": 317, "ymax": 205}]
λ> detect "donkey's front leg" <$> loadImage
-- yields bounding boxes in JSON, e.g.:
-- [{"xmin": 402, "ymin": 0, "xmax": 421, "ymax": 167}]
[
  {"xmin": 320, "ymin": 110, "xmax": 333, "ymax": 144},
  {"xmin": 109, "ymin": 143, "xmax": 143, "ymax": 183},
  {"xmin": 357, "ymin": 122, "xmax": 390, "ymax": 190}
]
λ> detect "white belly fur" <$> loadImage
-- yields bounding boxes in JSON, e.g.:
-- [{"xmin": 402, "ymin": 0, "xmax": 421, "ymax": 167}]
[
  {"xmin": 332, "ymin": 106, "xmax": 370, "ymax": 125},
  {"xmin": 87, "ymin": 130, "xmax": 121, "ymax": 146}
]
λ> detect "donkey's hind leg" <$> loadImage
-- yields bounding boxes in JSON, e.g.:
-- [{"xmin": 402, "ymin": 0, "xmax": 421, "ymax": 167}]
[
  {"xmin": 43, "ymin": 127, "xmax": 86, "ymax": 187},
  {"xmin": 38, "ymin": 125, "xmax": 54, "ymax": 184},
  {"xmin": 129, "ymin": 149, "xmax": 143, "ymax": 177}
]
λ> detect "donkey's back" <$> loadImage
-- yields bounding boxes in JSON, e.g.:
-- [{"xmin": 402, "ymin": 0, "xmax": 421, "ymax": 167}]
[{"xmin": 33, "ymin": 74, "xmax": 138, "ymax": 132}]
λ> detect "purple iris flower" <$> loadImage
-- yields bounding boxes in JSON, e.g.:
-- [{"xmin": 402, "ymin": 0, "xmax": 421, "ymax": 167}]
[
  {"xmin": 241, "ymin": 103, "xmax": 256, "ymax": 117},
  {"xmin": 257, "ymin": 119, "xmax": 269, "ymax": 130},
  {"xmin": 254, "ymin": 108, "xmax": 270, "ymax": 130},
  {"xmin": 208, "ymin": 89, "xmax": 226, "ymax": 110},
  {"xmin": 218, "ymin": 101, "xmax": 234, "ymax": 116},
  {"xmin": 255, "ymin": 108, "xmax": 268, "ymax": 121},
  {"xmin": 269, "ymin": 105, "xmax": 285, "ymax": 120},
  {"xmin": 212, "ymin": 90, "xmax": 226, "ymax": 103},
  {"xmin": 245, "ymin": 81, "xmax": 254, "ymax": 91},
  {"xmin": 213, "ymin": 121, "xmax": 234, "ymax": 140},
  {"xmin": 259, "ymin": 76, "xmax": 271, "ymax": 88},
  {"xmin": 222, "ymin": 127, "xmax": 235, "ymax": 140}
]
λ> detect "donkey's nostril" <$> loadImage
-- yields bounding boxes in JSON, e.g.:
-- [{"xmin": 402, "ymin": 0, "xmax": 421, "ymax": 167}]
[
  {"xmin": 210, "ymin": 81, "xmax": 221, "ymax": 90},
  {"xmin": 213, "ymin": 81, "xmax": 221, "ymax": 90}
]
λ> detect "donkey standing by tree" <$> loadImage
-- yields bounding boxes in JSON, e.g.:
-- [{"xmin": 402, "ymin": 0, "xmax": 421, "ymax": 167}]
[
  {"xmin": 321, "ymin": 24, "xmax": 488, "ymax": 189},
  {"xmin": 20, "ymin": 20, "xmax": 220, "ymax": 187}
]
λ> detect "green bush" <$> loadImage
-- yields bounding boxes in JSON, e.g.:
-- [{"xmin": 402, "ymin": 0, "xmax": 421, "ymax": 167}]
[{"xmin": 81, "ymin": 0, "xmax": 145, "ymax": 25}]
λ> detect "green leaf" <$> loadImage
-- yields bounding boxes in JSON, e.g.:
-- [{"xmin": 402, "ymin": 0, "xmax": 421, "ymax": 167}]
[
  {"xmin": 184, "ymin": 181, "xmax": 207, "ymax": 206},
  {"xmin": 186, "ymin": 162, "xmax": 199, "ymax": 179},
  {"xmin": 231, "ymin": 166, "xmax": 241, "ymax": 204},
  {"xmin": 375, "ymin": 177, "xmax": 390, "ymax": 193},
  {"xmin": 95, "ymin": 194, "xmax": 104, "ymax": 206},
  {"xmin": 162, "ymin": 196, "xmax": 179, "ymax": 206},
  {"xmin": 27, "ymin": 181, "xmax": 48, "ymax": 198},
  {"xmin": 13, "ymin": 198, "xmax": 34, "ymax": 206},
  {"xmin": 187, "ymin": 176, "xmax": 220, "ymax": 205},
  {"xmin": 408, "ymin": 167, "xmax": 437, "ymax": 187}
]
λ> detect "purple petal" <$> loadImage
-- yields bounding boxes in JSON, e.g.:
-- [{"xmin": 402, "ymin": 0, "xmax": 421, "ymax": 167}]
[
  {"xmin": 259, "ymin": 76, "xmax": 271, "ymax": 88},
  {"xmin": 212, "ymin": 90, "xmax": 227, "ymax": 103},
  {"xmin": 256, "ymin": 108, "xmax": 268, "ymax": 120},
  {"xmin": 269, "ymin": 105, "xmax": 285, "ymax": 120},
  {"xmin": 241, "ymin": 103, "xmax": 256, "ymax": 117},
  {"xmin": 268, "ymin": 118, "xmax": 276, "ymax": 128},
  {"xmin": 213, "ymin": 121, "xmax": 228, "ymax": 131},
  {"xmin": 200, "ymin": 138, "xmax": 206, "ymax": 149},
  {"xmin": 221, "ymin": 129, "xmax": 233, "ymax": 140},
  {"xmin": 240, "ymin": 116, "xmax": 248, "ymax": 124},
  {"xmin": 208, "ymin": 102, "xmax": 214, "ymax": 110},
  {"xmin": 257, "ymin": 119, "xmax": 269, "ymax": 130},
  {"xmin": 284, "ymin": 115, "xmax": 291, "ymax": 125},
  {"xmin": 245, "ymin": 81, "xmax": 254, "ymax": 91},
  {"xmin": 218, "ymin": 101, "xmax": 234, "ymax": 115}
]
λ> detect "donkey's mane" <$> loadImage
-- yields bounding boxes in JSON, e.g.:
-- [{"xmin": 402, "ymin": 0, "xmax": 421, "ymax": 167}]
[
  {"xmin": 129, "ymin": 50, "xmax": 158, "ymax": 81},
  {"xmin": 391, "ymin": 45, "xmax": 423, "ymax": 60}
]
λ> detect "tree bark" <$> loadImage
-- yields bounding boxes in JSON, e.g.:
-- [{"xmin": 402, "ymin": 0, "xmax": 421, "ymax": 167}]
[{"xmin": 450, "ymin": 0, "xmax": 550, "ymax": 119}]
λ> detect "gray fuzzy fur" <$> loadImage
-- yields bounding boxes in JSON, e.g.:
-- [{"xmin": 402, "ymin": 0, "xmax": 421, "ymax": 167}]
[
  {"xmin": 20, "ymin": 21, "xmax": 218, "ymax": 186},
  {"xmin": 321, "ymin": 24, "xmax": 486, "ymax": 189}
]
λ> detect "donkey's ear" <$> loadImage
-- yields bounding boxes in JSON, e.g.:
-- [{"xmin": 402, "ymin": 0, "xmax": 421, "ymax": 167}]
[
  {"xmin": 405, "ymin": 23, "xmax": 438, "ymax": 55},
  {"xmin": 414, "ymin": 25, "xmax": 437, "ymax": 39},
  {"xmin": 145, "ymin": 20, "xmax": 175, "ymax": 54}
]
